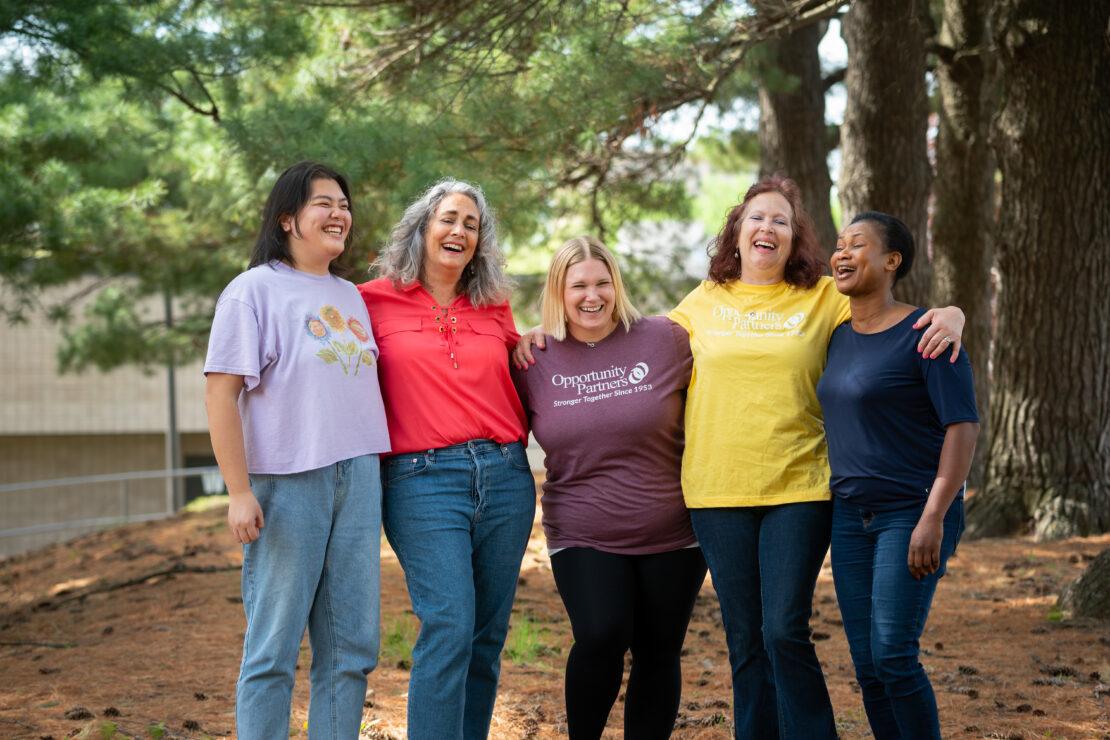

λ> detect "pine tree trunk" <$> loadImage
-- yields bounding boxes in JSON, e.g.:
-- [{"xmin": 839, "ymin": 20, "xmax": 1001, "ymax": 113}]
[
  {"xmin": 838, "ymin": 0, "xmax": 933, "ymax": 306},
  {"xmin": 966, "ymin": 0, "xmax": 1110, "ymax": 540},
  {"xmin": 755, "ymin": 18, "xmax": 838, "ymax": 253},
  {"xmin": 931, "ymin": 0, "xmax": 995, "ymax": 488},
  {"xmin": 1058, "ymin": 549, "xmax": 1110, "ymax": 621}
]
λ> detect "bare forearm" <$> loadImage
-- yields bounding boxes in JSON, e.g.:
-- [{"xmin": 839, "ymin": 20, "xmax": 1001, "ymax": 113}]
[
  {"xmin": 205, "ymin": 385, "xmax": 251, "ymax": 496},
  {"xmin": 922, "ymin": 422, "xmax": 980, "ymax": 521}
]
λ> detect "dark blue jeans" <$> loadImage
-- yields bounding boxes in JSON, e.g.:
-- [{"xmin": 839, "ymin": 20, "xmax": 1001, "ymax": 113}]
[
  {"xmin": 690, "ymin": 501, "xmax": 836, "ymax": 740},
  {"xmin": 831, "ymin": 496, "xmax": 964, "ymax": 740}
]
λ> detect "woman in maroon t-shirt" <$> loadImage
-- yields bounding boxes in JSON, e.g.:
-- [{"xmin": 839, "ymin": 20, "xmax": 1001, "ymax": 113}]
[{"xmin": 513, "ymin": 236, "xmax": 707, "ymax": 739}]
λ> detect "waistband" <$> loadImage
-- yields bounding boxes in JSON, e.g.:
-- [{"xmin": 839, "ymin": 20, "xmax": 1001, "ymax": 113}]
[{"xmin": 390, "ymin": 439, "xmax": 521, "ymax": 462}]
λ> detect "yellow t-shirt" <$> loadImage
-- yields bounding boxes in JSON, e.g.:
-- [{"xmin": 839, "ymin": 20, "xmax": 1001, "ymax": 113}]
[{"xmin": 668, "ymin": 276, "xmax": 851, "ymax": 508}]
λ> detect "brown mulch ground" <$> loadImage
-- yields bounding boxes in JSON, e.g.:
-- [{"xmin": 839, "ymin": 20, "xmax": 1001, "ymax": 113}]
[{"xmin": 1, "ymin": 488, "xmax": 1108, "ymax": 739}]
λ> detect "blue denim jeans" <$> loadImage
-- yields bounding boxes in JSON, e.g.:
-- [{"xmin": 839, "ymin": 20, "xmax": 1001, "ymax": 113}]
[
  {"xmin": 831, "ymin": 496, "xmax": 963, "ymax": 740},
  {"xmin": 382, "ymin": 440, "xmax": 536, "ymax": 740},
  {"xmin": 690, "ymin": 501, "xmax": 836, "ymax": 739},
  {"xmin": 237, "ymin": 454, "xmax": 382, "ymax": 740}
]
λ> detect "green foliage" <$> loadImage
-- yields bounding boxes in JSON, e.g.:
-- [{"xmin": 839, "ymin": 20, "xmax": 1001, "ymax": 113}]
[
  {"xmin": 0, "ymin": 0, "xmax": 779, "ymax": 369},
  {"xmin": 98, "ymin": 721, "xmax": 119, "ymax": 740},
  {"xmin": 146, "ymin": 722, "xmax": 166, "ymax": 740}
]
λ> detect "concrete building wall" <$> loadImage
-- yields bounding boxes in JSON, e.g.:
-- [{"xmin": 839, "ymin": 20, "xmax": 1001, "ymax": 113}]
[
  {"xmin": 0, "ymin": 433, "xmax": 215, "ymax": 557},
  {"xmin": 1, "ymin": 280, "xmax": 215, "ymax": 556},
  {"xmin": 0, "ymin": 280, "xmax": 208, "ymax": 439}
]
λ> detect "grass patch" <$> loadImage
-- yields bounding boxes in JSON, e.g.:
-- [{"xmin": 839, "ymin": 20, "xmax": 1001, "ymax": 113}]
[
  {"xmin": 505, "ymin": 613, "xmax": 557, "ymax": 666},
  {"xmin": 183, "ymin": 494, "xmax": 229, "ymax": 513},
  {"xmin": 381, "ymin": 615, "xmax": 418, "ymax": 669}
]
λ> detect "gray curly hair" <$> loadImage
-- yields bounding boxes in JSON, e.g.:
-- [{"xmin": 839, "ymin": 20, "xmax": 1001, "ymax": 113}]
[{"xmin": 372, "ymin": 178, "xmax": 513, "ymax": 306}]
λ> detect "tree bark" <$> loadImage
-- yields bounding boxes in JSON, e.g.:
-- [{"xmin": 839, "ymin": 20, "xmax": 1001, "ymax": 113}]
[
  {"xmin": 755, "ymin": 17, "xmax": 838, "ymax": 253},
  {"xmin": 931, "ymin": 0, "xmax": 995, "ymax": 488},
  {"xmin": 1058, "ymin": 549, "xmax": 1110, "ymax": 621},
  {"xmin": 838, "ymin": 0, "xmax": 933, "ymax": 306},
  {"xmin": 965, "ymin": 0, "xmax": 1110, "ymax": 540}
]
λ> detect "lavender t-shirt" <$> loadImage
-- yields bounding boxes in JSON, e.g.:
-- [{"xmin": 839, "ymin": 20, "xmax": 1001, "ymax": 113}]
[
  {"xmin": 204, "ymin": 261, "xmax": 390, "ymax": 474},
  {"xmin": 513, "ymin": 316, "xmax": 695, "ymax": 555}
]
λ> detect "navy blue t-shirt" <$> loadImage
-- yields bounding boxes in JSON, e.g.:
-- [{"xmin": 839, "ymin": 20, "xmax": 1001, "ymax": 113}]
[{"xmin": 816, "ymin": 307, "xmax": 979, "ymax": 510}]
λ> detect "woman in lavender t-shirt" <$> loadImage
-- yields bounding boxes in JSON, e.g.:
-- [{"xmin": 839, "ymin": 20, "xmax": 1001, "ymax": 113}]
[
  {"xmin": 204, "ymin": 162, "xmax": 390, "ymax": 739},
  {"xmin": 512, "ymin": 236, "xmax": 707, "ymax": 738}
]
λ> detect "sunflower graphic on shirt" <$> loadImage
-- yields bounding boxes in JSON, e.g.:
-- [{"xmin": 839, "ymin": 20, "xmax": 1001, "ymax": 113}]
[{"xmin": 305, "ymin": 305, "xmax": 375, "ymax": 375}]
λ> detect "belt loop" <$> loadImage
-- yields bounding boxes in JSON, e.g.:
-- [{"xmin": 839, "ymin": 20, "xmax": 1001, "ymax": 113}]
[{"xmin": 425, "ymin": 448, "xmax": 435, "ymax": 463}]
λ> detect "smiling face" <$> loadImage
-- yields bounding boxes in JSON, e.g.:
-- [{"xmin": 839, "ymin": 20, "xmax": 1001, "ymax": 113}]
[
  {"xmin": 281, "ymin": 177, "xmax": 351, "ymax": 274},
  {"xmin": 422, "ymin": 192, "xmax": 480, "ymax": 281},
  {"xmin": 736, "ymin": 191, "xmax": 794, "ymax": 284},
  {"xmin": 831, "ymin": 220, "xmax": 901, "ymax": 296},
  {"xmin": 563, "ymin": 257, "xmax": 617, "ymax": 343}
]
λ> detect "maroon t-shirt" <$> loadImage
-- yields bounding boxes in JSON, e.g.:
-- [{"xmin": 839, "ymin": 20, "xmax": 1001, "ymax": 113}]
[{"xmin": 513, "ymin": 316, "xmax": 695, "ymax": 554}]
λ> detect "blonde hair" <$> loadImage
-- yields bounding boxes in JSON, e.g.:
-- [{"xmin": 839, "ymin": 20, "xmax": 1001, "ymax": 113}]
[{"xmin": 540, "ymin": 236, "xmax": 642, "ymax": 341}]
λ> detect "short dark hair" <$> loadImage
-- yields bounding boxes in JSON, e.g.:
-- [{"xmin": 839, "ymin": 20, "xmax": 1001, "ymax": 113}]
[
  {"xmin": 848, "ymin": 211, "xmax": 914, "ymax": 285},
  {"xmin": 707, "ymin": 174, "xmax": 824, "ymax": 289},
  {"xmin": 250, "ymin": 161, "xmax": 353, "ymax": 275}
]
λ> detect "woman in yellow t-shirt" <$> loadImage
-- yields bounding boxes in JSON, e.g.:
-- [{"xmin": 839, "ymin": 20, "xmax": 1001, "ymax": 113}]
[{"xmin": 667, "ymin": 176, "xmax": 964, "ymax": 739}]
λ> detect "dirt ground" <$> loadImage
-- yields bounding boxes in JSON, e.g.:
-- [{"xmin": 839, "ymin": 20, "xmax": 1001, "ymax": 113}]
[{"xmin": 1, "ymin": 487, "xmax": 1108, "ymax": 740}]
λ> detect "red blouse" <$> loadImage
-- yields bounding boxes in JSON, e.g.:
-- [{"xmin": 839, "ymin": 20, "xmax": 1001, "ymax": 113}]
[{"xmin": 358, "ymin": 277, "xmax": 527, "ymax": 456}]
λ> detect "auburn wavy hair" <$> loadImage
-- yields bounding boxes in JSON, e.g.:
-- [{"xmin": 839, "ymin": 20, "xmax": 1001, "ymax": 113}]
[{"xmin": 707, "ymin": 175, "xmax": 824, "ymax": 289}]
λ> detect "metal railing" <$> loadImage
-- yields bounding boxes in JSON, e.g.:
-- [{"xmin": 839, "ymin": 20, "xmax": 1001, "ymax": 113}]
[{"xmin": 0, "ymin": 466, "xmax": 223, "ymax": 544}]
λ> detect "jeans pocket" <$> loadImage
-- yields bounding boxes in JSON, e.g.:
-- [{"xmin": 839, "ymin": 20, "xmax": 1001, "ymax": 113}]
[
  {"xmin": 503, "ymin": 443, "xmax": 532, "ymax": 472},
  {"xmin": 383, "ymin": 454, "xmax": 430, "ymax": 486}
]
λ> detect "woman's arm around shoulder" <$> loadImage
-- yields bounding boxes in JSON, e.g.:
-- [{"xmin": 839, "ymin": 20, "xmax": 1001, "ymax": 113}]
[{"xmin": 913, "ymin": 305, "xmax": 966, "ymax": 362}]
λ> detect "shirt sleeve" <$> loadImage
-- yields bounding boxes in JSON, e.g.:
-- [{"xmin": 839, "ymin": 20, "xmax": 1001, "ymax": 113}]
[
  {"xmin": 920, "ymin": 347, "xmax": 980, "ymax": 427},
  {"xmin": 667, "ymin": 286, "xmax": 699, "ymax": 335},
  {"xmin": 203, "ymin": 297, "xmax": 266, "ymax": 391},
  {"xmin": 494, "ymin": 301, "xmax": 522, "ymax": 350},
  {"xmin": 665, "ymin": 317, "xmax": 694, "ymax": 388}
]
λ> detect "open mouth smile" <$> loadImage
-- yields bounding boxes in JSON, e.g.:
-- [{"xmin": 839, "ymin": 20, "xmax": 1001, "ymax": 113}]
[{"xmin": 753, "ymin": 240, "xmax": 776, "ymax": 252}]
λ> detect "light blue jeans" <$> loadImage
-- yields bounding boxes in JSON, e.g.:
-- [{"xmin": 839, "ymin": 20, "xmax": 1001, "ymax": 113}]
[
  {"xmin": 236, "ymin": 454, "xmax": 382, "ymax": 740},
  {"xmin": 382, "ymin": 440, "xmax": 536, "ymax": 740}
]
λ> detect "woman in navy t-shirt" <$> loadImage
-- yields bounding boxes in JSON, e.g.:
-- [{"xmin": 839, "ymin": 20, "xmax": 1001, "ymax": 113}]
[{"xmin": 817, "ymin": 211, "xmax": 979, "ymax": 740}]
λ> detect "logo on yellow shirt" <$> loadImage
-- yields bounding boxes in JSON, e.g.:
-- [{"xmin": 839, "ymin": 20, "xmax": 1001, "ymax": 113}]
[{"xmin": 711, "ymin": 305, "xmax": 807, "ymax": 336}]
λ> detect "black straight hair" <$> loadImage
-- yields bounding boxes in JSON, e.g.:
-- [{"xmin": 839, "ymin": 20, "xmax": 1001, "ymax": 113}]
[
  {"xmin": 250, "ymin": 161, "xmax": 353, "ymax": 276},
  {"xmin": 849, "ymin": 210, "xmax": 915, "ymax": 285}
]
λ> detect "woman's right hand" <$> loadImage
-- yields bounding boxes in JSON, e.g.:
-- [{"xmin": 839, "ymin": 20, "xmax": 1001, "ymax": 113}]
[
  {"xmin": 228, "ymin": 491, "xmax": 265, "ymax": 544},
  {"xmin": 511, "ymin": 327, "xmax": 547, "ymax": 369}
]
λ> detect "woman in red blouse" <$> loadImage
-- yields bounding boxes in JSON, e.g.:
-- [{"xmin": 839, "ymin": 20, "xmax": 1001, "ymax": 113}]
[{"xmin": 358, "ymin": 180, "xmax": 534, "ymax": 740}]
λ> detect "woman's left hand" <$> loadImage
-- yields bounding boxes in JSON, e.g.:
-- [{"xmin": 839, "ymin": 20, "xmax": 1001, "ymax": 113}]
[
  {"xmin": 913, "ymin": 306, "xmax": 965, "ymax": 362},
  {"xmin": 907, "ymin": 516, "xmax": 943, "ymax": 580}
]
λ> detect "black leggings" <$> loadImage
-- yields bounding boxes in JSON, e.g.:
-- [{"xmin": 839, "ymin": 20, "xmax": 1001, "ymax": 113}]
[{"xmin": 550, "ymin": 546, "xmax": 708, "ymax": 739}]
